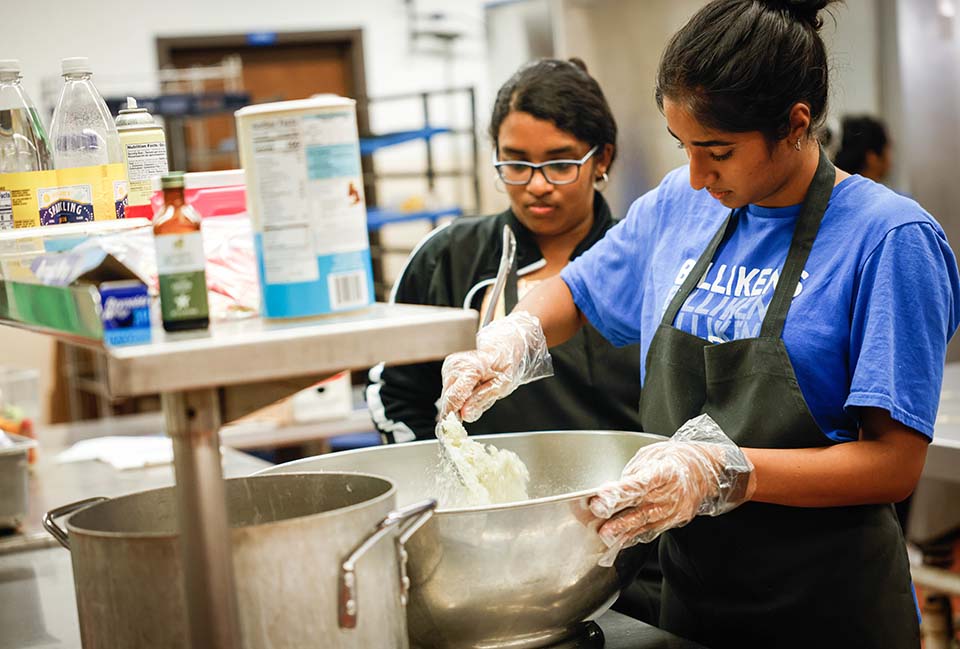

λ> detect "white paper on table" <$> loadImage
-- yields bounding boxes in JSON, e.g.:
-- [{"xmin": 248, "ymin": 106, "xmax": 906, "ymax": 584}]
[{"xmin": 56, "ymin": 436, "xmax": 174, "ymax": 470}]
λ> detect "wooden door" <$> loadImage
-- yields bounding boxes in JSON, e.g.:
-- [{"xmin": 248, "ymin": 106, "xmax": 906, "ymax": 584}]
[{"xmin": 158, "ymin": 32, "xmax": 367, "ymax": 172}]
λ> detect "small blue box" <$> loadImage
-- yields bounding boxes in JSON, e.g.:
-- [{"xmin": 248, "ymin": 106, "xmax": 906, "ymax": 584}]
[{"xmin": 99, "ymin": 281, "xmax": 152, "ymax": 347}]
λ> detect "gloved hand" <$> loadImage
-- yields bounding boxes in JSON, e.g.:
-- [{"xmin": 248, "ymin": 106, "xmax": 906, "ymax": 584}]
[
  {"xmin": 439, "ymin": 311, "xmax": 553, "ymax": 422},
  {"xmin": 590, "ymin": 414, "xmax": 755, "ymax": 567}
]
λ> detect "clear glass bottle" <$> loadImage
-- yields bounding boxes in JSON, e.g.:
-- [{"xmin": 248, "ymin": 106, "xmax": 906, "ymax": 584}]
[
  {"xmin": 153, "ymin": 172, "xmax": 210, "ymax": 331},
  {"xmin": 49, "ymin": 57, "xmax": 122, "ymax": 169},
  {"xmin": 0, "ymin": 59, "xmax": 52, "ymax": 173}
]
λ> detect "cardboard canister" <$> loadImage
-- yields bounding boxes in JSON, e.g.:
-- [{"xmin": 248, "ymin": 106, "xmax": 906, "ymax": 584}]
[{"xmin": 235, "ymin": 96, "xmax": 374, "ymax": 318}]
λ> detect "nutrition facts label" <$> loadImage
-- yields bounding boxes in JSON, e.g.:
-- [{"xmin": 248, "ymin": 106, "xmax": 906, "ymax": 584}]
[{"xmin": 0, "ymin": 191, "xmax": 12, "ymax": 230}]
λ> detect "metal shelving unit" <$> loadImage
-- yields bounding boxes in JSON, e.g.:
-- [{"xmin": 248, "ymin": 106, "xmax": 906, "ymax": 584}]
[{"xmin": 0, "ymin": 291, "xmax": 477, "ymax": 648}]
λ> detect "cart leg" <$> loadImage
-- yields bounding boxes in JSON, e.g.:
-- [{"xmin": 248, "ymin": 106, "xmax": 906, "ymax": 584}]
[{"xmin": 163, "ymin": 388, "xmax": 241, "ymax": 649}]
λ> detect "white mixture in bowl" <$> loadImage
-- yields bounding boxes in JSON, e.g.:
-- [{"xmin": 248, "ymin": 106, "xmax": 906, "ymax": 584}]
[{"xmin": 435, "ymin": 413, "xmax": 530, "ymax": 507}]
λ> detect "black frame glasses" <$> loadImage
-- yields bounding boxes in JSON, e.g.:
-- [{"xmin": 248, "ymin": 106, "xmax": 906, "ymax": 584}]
[{"xmin": 493, "ymin": 145, "xmax": 599, "ymax": 186}]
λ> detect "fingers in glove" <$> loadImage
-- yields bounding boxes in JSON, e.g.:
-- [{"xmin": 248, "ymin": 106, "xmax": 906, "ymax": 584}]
[
  {"xmin": 589, "ymin": 461, "xmax": 680, "ymax": 519},
  {"xmin": 599, "ymin": 498, "xmax": 695, "ymax": 548},
  {"xmin": 460, "ymin": 375, "xmax": 509, "ymax": 422}
]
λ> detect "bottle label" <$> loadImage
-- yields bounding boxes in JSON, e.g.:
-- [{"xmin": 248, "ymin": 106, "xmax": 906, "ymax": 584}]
[
  {"xmin": 0, "ymin": 191, "xmax": 12, "ymax": 230},
  {"xmin": 0, "ymin": 163, "xmax": 128, "ymax": 227},
  {"xmin": 38, "ymin": 184, "xmax": 94, "ymax": 224},
  {"xmin": 120, "ymin": 129, "xmax": 168, "ymax": 208},
  {"xmin": 155, "ymin": 231, "xmax": 209, "ymax": 322}
]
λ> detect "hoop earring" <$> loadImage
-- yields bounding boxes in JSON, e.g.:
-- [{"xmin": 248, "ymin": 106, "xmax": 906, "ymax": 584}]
[
  {"xmin": 794, "ymin": 138, "xmax": 802, "ymax": 151},
  {"xmin": 593, "ymin": 172, "xmax": 609, "ymax": 192}
]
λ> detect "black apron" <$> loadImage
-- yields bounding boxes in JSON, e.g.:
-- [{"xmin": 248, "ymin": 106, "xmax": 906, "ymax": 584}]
[{"xmin": 638, "ymin": 149, "xmax": 919, "ymax": 648}]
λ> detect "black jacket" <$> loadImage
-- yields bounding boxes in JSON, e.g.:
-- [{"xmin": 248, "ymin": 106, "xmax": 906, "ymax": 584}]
[{"xmin": 367, "ymin": 194, "xmax": 643, "ymax": 443}]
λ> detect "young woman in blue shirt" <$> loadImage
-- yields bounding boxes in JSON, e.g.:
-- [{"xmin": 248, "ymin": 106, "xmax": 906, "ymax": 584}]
[{"xmin": 438, "ymin": 1, "xmax": 960, "ymax": 647}]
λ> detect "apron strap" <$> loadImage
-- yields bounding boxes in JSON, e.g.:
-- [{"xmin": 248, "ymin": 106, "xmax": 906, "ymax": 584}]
[
  {"xmin": 660, "ymin": 210, "xmax": 737, "ymax": 327},
  {"xmin": 759, "ymin": 147, "xmax": 835, "ymax": 338}
]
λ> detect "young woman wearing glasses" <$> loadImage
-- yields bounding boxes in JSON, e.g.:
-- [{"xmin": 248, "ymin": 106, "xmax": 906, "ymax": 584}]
[{"xmin": 367, "ymin": 58, "xmax": 660, "ymax": 622}]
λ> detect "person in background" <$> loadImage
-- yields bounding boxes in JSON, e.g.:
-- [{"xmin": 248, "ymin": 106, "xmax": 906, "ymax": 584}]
[
  {"xmin": 438, "ymin": 1, "xmax": 960, "ymax": 647},
  {"xmin": 834, "ymin": 114, "xmax": 893, "ymax": 183},
  {"xmin": 366, "ymin": 58, "xmax": 658, "ymax": 623},
  {"xmin": 835, "ymin": 113, "xmax": 915, "ymax": 531}
]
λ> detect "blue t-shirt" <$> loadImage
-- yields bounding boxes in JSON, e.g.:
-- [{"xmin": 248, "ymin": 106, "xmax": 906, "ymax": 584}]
[{"xmin": 561, "ymin": 167, "xmax": 960, "ymax": 442}]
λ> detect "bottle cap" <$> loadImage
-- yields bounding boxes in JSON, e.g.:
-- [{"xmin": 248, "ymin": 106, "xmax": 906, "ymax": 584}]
[
  {"xmin": 61, "ymin": 57, "xmax": 92, "ymax": 75},
  {"xmin": 161, "ymin": 172, "xmax": 186, "ymax": 189},
  {"xmin": 116, "ymin": 96, "xmax": 159, "ymax": 130},
  {"xmin": 0, "ymin": 60, "xmax": 21, "ymax": 74}
]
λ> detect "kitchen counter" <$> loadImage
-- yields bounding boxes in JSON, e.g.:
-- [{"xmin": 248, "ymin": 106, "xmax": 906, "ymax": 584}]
[
  {"xmin": 910, "ymin": 362, "xmax": 960, "ymax": 543},
  {"xmin": 0, "ymin": 544, "xmax": 705, "ymax": 649},
  {"xmin": 0, "ymin": 413, "xmax": 269, "ymax": 555}
]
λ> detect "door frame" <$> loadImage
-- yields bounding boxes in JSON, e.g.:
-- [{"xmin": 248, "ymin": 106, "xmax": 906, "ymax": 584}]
[{"xmin": 155, "ymin": 29, "xmax": 369, "ymax": 133}]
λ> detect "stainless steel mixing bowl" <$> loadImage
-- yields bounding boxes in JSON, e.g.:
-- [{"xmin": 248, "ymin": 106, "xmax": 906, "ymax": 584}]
[{"xmin": 258, "ymin": 430, "xmax": 663, "ymax": 649}]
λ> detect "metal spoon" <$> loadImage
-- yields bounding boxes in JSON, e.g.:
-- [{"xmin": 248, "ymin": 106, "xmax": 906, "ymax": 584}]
[{"xmin": 436, "ymin": 224, "xmax": 517, "ymax": 485}]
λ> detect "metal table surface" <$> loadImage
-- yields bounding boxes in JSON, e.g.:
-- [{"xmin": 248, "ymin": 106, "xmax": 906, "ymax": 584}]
[
  {"xmin": 0, "ymin": 544, "xmax": 706, "ymax": 649},
  {"xmin": 909, "ymin": 362, "xmax": 960, "ymax": 543},
  {"xmin": 0, "ymin": 413, "xmax": 270, "ymax": 555},
  {"xmin": 64, "ymin": 302, "xmax": 477, "ymax": 397}
]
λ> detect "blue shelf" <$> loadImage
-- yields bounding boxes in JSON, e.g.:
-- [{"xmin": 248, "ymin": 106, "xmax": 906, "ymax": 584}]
[
  {"xmin": 105, "ymin": 93, "xmax": 251, "ymax": 117},
  {"xmin": 360, "ymin": 127, "xmax": 452, "ymax": 155},
  {"xmin": 366, "ymin": 206, "xmax": 462, "ymax": 231}
]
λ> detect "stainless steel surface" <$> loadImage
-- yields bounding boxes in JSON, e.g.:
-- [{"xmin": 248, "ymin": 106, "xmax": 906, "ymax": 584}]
[
  {"xmin": 164, "ymin": 389, "xmax": 241, "ymax": 649},
  {"xmin": 910, "ymin": 362, "xmax": 960, "ymax": 543},
  {"xmin": 929, "ymin": 362, "xmax": 960, "ymax": 483},
  {"xmin": 911, "ymin": 562, "xmax": 960, "ymax": 597},
  {"xmin": 480, "ymin": 224, "xmax": 516, "ymax": 329},
  {"xmin": 101, "ymin": 302, "xmax": 477, "ymax": 396},
  {"xmin": 53, "ymin": 473, "xmax": 416, "ymax": 649},
  {"xmin": 0, "ymin": 413, "xmax": 270, "ymax": 556},
  {"xmin": 0, "ymin": 545, "xmax": 707, "ymax": 649},
  {"xmin": 260, "ymin": 430, "xmax": 664, "ymax": 649},
  {"xmin": 339, "ymin": 499, "xmax": 436, "ymax": 629},
  {"xmin": 0, "ymin": 433, "xmax": 36, "ymax": 529}
]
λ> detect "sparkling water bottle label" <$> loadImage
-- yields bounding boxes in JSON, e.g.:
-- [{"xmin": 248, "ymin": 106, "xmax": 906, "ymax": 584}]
[
  {"xmin": 0, "ymin": 163, "xmax": 127, "ymax": 227},
  {"xmin": 37, "ymin": 184, "xmax": 94, "ymax": 225}
]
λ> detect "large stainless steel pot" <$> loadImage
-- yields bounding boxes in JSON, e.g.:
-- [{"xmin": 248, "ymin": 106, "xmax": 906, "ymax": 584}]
[
  {"xmin": 43, "ymin": 472, "xmax": 435, "ymax": 649},
  {"xmin": 258, "ymin": 430, "xmax": 663, "ymax": 649}
]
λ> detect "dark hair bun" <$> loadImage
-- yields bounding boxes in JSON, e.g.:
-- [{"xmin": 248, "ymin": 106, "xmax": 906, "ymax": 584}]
[
  {"xmin": 567, "ymin": 57, "xmax": 589, "ymax": 74},
  {"xmin": 760, "ymin": 0, "xmax": 841, "ymax": 29}
]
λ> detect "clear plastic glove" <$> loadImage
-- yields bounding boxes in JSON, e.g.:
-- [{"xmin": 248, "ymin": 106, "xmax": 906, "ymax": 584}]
[
  {"xmin": 590, "ymin": 414, "xmax": 754, "ymax": 567},
  {"xmin": 439, "ymin": 311, "xmax": 553, "ymax": 422}
]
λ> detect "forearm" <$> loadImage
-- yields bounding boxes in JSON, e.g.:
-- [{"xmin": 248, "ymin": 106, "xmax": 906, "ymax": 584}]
[
  {"xmin": 745, "ymin": 426, "xmax": 928, "ymax": 507},
  {"xmin": 513, "ymin": 276, "xmax": 585, "ymax": 348}
]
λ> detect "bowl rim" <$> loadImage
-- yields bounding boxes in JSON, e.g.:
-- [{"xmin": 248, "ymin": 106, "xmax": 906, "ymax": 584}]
[{"xmin": 256, "ymin": 429, "xmax": 667, "ymax": 514}]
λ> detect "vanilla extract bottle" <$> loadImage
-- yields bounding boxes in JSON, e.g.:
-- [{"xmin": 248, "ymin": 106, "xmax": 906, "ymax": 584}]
[{"xmin": 153, "ymin": 172, "xmax": 209, "ymax": 331}]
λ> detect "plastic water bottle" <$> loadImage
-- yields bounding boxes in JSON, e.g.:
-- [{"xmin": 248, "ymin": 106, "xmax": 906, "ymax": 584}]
[
  {"xmin": 49, "ymin": 57, "xmax": 123, "ymax": 169},
  {"xmin": 0, "ymin": 59, "xmax": 52, "ymax": 173}
]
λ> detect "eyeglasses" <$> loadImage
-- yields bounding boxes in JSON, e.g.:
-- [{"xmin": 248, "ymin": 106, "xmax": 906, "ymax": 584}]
[{"xmin": 493, "ymin": 145, "xmax": 598, "ymax": 186}]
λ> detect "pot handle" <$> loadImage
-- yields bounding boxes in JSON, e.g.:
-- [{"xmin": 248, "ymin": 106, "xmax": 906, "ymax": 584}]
[
  {"xmin": 339, "ymin": 498, "xmax": 436, "ymax": 629},
  {"xmin": 42, "ymin": 497, "xmax": 109, "ymax": 550}
]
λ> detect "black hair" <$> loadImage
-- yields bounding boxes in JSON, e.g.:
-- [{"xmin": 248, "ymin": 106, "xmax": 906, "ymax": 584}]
[
  {"xmin": 834, "ymin": 115, "xmax": 889, "ymax": 174},
  {"xmin": 656, "ymin": 0, "xmax": 843, "ymax": 144},
  {"xmin": 489, "ymin": 58, "xmax": 618, "ymax": 171}
]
